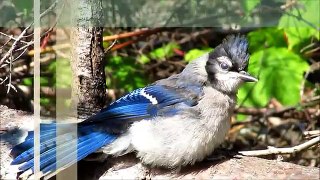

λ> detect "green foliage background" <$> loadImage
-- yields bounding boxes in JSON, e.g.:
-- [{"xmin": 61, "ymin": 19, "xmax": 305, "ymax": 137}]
[
  {"xmin": 100, "ymin": 0, "xmax": 318, "ymax": 110},
  {"xmin": 13, "ymin": 0, "xmax": 318, "ymax": 118}
]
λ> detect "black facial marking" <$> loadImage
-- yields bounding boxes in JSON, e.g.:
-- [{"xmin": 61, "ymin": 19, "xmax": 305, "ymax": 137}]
[
  {"xmin": 206, "ymin": 35, "xmax": 250, "ymax": 83},
  {"xmin": 205, "ymin": 60, "xmax": 218, "ymax": 84}
]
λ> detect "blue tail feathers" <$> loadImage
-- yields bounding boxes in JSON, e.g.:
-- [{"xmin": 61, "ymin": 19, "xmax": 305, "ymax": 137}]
[{"xmin": 10, "ymin": 123, "xmax": 117, "ymax": 176}]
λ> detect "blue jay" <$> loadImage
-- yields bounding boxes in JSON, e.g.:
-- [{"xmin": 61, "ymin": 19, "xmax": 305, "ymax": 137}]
[{"xmin": 10, "ymin": 35, "xmax": 257, "ymax": 179}]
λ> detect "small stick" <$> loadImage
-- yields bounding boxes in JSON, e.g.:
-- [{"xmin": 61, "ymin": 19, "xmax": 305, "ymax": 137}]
[
  {"xmin": 238, "ymin": 136, "xmax": 320, "ymax": 156},
  {"xmin": 303, "ymin": 130, "xmax": 320, "ymax": 138},
  {"xmin": 104, "ymin": 39, "xmax": 117, "ymax": 54}
]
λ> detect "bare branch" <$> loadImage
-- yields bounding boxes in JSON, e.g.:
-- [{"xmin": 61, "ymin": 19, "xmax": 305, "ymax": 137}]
[
  {"xmin": 0, "ymin": 76, "xmax": 8, "ymax": 85},
  {"xmin": 177, "ymin": 29, "xmax": 212, "ymax": 44},
  {"xmin": 13, "ymin": 0, "xmax": 63, "ymax": 53},
  {"xmin": 280, "ymin": 0, "xmax": 298, "ymax": 10},
  {"xmin": 238, "ymin": 137, "xmax": 320, "ymax": 156},
  {"xmin": 104, "ymin": 39, "xmax": 117, "ymax": 53},
  {"xmin": 0, "ymin": 32, "xmax": 28, "ymax": 44},
  {"xmin": 304, "ymin": 130, "xmax": 320, "ymax": 138},
  {"xmin": 0, "ymin": 0, "xmax": 61, "ymax": 93},
  {"xmin": 0, "ymin": 38, "xmax": 12, "ymax": 50},
  {"xmin": 0, "ymin": 24, "xmax": 32, "ymax": 66},
  {"xmin": 103, "ymin": 28, "xmax": 165, "ymax": 41},
  {"xmin": 13, "ymin": 48, "xmax": 28, "ymax": 62},
  {"xmin": 6, "ymin": 52, "xmax": 17, "ymax": 93},
  {"xmin": 40, "ymin": 0, "xmax": 58, "ymax": 18}
]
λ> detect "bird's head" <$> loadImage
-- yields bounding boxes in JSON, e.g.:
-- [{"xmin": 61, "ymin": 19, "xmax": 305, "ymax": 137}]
[{"xmin": 205, "ymin": 35, "xmax": 258, "ymax": 94}]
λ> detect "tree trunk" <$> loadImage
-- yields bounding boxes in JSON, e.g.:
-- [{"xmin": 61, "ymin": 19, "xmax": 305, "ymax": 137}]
[{"xmin": 70, "ymin": 0, "xmax": 106, "ymax": 120}]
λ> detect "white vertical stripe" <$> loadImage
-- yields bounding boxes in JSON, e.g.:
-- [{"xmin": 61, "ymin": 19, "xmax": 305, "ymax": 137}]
[{"xmin": 33, "ymin": 0, "xmax": 41, "ymax": 178}]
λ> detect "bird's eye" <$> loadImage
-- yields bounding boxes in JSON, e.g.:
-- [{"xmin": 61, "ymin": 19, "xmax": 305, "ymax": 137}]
[{"xmin": 220, "ymin": 62, "xmax": 230, "ymax": 70}]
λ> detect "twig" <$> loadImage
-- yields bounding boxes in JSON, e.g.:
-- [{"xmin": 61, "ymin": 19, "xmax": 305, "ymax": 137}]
[
  {"xmin": 111, "ymin": 38, "xmax": 142, "ymax": 52},
  {"xmin": 19, "ymin": 0, "xmax": 59, "ymax": 39},
  {"xmin": 2, "ymin": 0, "xmax": 61, "ymax": 56},
  {"xmin": 11, "ymin": 55, "xmax": 55, "ymax": 74},
  {"xmin": 104, "ymin": 39, "xmax": 117, "ymax": 54},
  {"xmin": 177, "ymin": 29, "xmax": 212, "ymax": 44},
  {"xmin": 163, "ymin": 0, "xmax": 189, "ymax": 27},
  {"xmin": 110, "ymin": 33, "xmax": 151, "ymax": 52},
  {"xmin": 0, "ymin": 24, "xmax": 32, "ymax": 66},
  {"xmin": 103, "ymin": 28, "xmax": 165, "ymax": 41},
  {"xmin": 0, "ymin": 38, "xmax": 11, "ymax": 51},
  {"xmin": 6, "ymin": 52, "xmax": 17, "ymax": 93},
  {"xmin": 238, "ymin": 136, "xmax": 320, "ymax": 156},
  {"xmin": 27, "ymin": 43, "xmax": 71, "ymax": 56},
  {"xmin": 107, "ymin": 28, "xmax": 166, "ymax": 51},
  {"xmin": 27, "ymin": 28, "xmax": 164, "ymax": 56},
  {"xmin": 304, "ymin": 130, "xmax": 320, "ymax": 138},
  {"xmin": 0, "ymin": 76, "xmax": 8, "ymax": 85},
  {"xmin": 13, "ymin": 48, "xmax": 28, "ymax": 62},
  {"xmin": 0, "ymin": 32, "xmax": 28, "ymax": 44},
  {"xmin": 280, "ymin": 0, "xmax": 298, "ymax": 10},
  {"xmin": 235, "ymin": 106, "xmax": 320, "ymax": 120},
  {"xmin": 235, "ymin": 105, "xmax": 297, "ymax": 117},
  {"xmin": 300, "ymin": 42, "xmax": 317, "ymax": 54},
  {"xmin": 235, "ymin": 90, "xmax": 320, "ymax": 119},
  {"xmin": 260, "ymin": 4, "xmax": 319, "ymax": 31},
  {"xmin": 304, "ymin": 46, "xmax": 320, "ymax": 56},
  {"xmin": 235, "ymin": 107, "xmax": 267, "ymax": 116},
  {"xmin": 40, "ymin": 0, "xmax": 58, "ymax": 18}
]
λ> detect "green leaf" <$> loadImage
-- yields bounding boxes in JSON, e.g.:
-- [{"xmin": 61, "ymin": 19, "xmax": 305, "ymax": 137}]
[
  {"xmin": 106, "ymin": 55, "xmax": 148, "ymax": 92},
  {"xmin": 22, "ymin": 77, "xmax": 51, "ymax": 87},
  {"xmin": 109, "ymin": 55, "xmax": 123, "ymax": 65},
  {"xmin": 50, "ymin": 59, "xmax": 72, "ymax": 88},
  {"xmin": 149, "ymin": 42, "xmax": 178, "ymax": 60},
  {"xmin": 241, "ymin": 0, "xmax": 260, "ymax": 15},
  {"xmin": 184, "ymin": 47, "xmax": 213, "ymax": 62},
  {"xmin": 278, "ymin": 0, "xmax": 320, "ymax": 29},
  {"xmin": 40, "ymin": 97, "xmax": 51, "ymax": 106},
  {"xmin": 138, "ymin": 42, "xmax": 180, "ymax": 63},
  {"xmin": 278, "ymin": 0, "xmax": 320, "ymax": 49},
  {"xmin": 138, "ymin": 54, "xmax": 151, "ymax": 64},
  {"xmin": 22, "ymin": 77, "xmax": 33, "ymax": 86},
  {"xmin": 247, "ymin": 28, "xmax": 287, "ymax": 52},
  {"xmin": 236, "ymin": 114, "xmax": 248, "ymax": 121},
  {"xmin": 238, "ymin": 47, "xmax": 309, "ymax": 107},
  {"xmin": 103, "ymin": 41, "xmax": 110, "ymax": 49},
  {"xmin": 283, "ymin": 27, "xmax": 318, "ymax": 50},
  {"xmin": 40, "ymin": 77, "xmax": 49, "ymax": 86},
  {"xmin": 12, "ymin": 0, "xmax": 33, "ymax": 16}
]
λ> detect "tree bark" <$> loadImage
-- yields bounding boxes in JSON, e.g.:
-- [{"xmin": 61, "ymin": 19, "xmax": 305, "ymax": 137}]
[{"xmin": 70, "ymin": 0, "xmax": 106, "ymax": 120}]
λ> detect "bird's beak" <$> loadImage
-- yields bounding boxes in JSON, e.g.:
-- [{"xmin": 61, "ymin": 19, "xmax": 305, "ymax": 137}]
[{"xmin": 238, "ymin": 71, "xmax": 258, "ymax": 82}]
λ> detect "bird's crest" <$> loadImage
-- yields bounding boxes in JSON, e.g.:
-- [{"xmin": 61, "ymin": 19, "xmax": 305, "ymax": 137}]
[{"xmin": 209, "ymin": 35, "xmax": 250, "ymax": 71}]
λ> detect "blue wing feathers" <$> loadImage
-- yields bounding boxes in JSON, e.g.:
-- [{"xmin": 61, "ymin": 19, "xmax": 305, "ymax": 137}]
[
  {"xmin": 85, "ymin": 85, "xmax": 187, "ymax": 124},
  {"xmin": 11, "ymin": 124, "xmax": 94, "ymax": 164},
  {"xmin": 12, "ymin": 130, "xmax": 78, "ymax": 165},
  {"xmin": 11, "ymin": 123, "xmax": 80, "ymax": 155},
  {"xmin": 11, "ymin": 84, "xmax": 198, "ymax": 177},
  {"xmin": 18, "ymin": 131, "xmax": 103, "ymax": 172},
  {"xmin": 41, "ymin": 133, "xmax": 115, "ymax": 175},
  {"xmin": 11, "ymin": 123, "xmax": 117, "ymax": 176}
]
